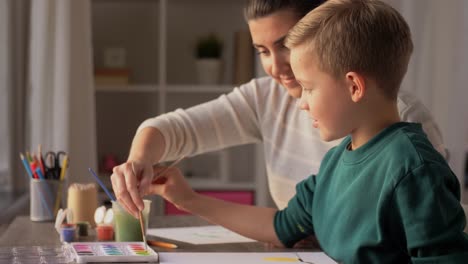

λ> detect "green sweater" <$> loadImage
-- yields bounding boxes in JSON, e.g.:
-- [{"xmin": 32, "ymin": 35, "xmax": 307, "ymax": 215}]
[{"xmin": 275, "ymin": 122, "xmax": 468, "ymax": 263}]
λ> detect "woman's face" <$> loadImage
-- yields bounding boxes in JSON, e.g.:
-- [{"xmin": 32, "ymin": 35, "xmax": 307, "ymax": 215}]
[{"xmin": 248, "ymin": 10, "xmax": 302, "ymax": 98}]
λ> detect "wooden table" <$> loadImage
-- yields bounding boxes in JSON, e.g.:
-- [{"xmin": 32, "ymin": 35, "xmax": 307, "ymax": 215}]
[{"xmin": 0, "ymin": 215, "xmax": 317, "ymax": 253}]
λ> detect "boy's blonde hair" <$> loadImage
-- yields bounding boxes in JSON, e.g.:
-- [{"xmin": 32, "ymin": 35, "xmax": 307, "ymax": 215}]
[{"xmin": 285, "ymin": 0, "xmax": 413, "ymax": 100}]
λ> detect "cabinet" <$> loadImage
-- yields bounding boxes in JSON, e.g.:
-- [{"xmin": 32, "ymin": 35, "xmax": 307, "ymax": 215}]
[{"xmin": 92, "ymin": 0, "xmax": 270, "ymax": 213}]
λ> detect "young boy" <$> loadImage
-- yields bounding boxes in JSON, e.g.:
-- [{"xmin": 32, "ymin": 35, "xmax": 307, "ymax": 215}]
[{"xmin": 146, "ymin": 0, "xmax": 468, "ymax": 262}]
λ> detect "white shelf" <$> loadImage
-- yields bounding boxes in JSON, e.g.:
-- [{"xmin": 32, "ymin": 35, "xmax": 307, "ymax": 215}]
[
  {"xmin": 188, "ymin": 178, "xmax": 254, "ymax": 191},
  {"xmin": 167, "ymin": 84, "xmax": 233, "ymax": 93},
  {"xmin": 95, "ymin": 84, "xmax": 234, "ymax": 93},
  {"xmin": 93, "ymin": 0, "xmax": 267, "ymax": 211},
  {"xmin": 95, "ymin": 84, "xmax": 159, "ymax": 92}
]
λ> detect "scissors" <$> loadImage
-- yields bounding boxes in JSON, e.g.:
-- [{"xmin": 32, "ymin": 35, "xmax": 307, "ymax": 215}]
[{"xmin": 44, "ymin": 151, "xmax": 67, "ymax": 179}]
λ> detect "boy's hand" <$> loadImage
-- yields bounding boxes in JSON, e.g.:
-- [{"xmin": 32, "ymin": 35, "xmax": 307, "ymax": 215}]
[
  {"xmin": 148, "ymin": 166, "xmax": 196, "ymax": 212},
  {"xmin": 110, "ymin": 161, "xmax": 153, "ymax": 218}
]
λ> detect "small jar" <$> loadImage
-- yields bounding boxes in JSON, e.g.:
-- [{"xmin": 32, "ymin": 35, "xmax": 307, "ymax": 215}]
[
  {"xmin": 60, "ymin": 224, "xmax": 76, "ymax": 243},
  {"xmin": 76, "ymin": 221, "xmax": 90, "ymax": 236},
  {"xmin": 96, "ymin": 224, "xmax": 114, "ymax": 241}
]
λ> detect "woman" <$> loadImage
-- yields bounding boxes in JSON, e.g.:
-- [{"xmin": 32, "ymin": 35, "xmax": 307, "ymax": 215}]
[{"xmin": 110, "ymin": 0, "xmax": 445, "ymax": 217}]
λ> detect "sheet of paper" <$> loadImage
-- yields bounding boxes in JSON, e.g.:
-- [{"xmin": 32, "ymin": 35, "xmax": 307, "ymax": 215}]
[
  {"xmin": 159, "ymin": 252, "xmax": 338, "ymax": 264},
  {"xmin": 147, "ymin": 225, "xmax": 255, "ymax": 244}
]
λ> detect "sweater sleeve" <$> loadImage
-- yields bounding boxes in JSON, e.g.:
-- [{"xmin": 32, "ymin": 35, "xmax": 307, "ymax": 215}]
[
  {"xmin": 392, "ymin": 162, "xmax": 468, "ymax": 263},
  {"xmin": 274, "ymin": 176, "xmax": 317, "ymax": 247},
  {"xmin": 397, "ymin": 90, "xmax": 447, "ymax": 158},
  {"xmin": 136, "ymin": 79, "xmax": 265, "ymax": 161}
]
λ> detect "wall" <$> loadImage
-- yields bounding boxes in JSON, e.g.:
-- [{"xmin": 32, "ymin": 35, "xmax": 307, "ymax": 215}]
[
  {"xmin": 387, "ymin": 0, "xmax": 468, "ymax": 200},
  {"xmin": 0, "ymin": 0, "xmax": 11, "ymax": 190}
]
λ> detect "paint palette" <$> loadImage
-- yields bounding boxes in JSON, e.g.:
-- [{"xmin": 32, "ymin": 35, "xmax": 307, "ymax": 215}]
[{"xmin": 70, "ymin": 242, "xmax": 159, "ymax": 263}]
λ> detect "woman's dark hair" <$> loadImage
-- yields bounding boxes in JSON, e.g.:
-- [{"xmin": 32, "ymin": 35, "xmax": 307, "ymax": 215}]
[{"xmin": 244, "ymin": 0, "xmax": 325, "ymax": 21}]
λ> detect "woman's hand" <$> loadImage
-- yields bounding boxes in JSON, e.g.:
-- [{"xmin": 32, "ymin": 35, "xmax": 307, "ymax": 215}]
[
  {"xmin": 148, "ymin": 166, "xmax": 197, "ymax": 213},
  {"xmin": 110, "ymin": 160, "xmax": 154, "ymax": 218}
]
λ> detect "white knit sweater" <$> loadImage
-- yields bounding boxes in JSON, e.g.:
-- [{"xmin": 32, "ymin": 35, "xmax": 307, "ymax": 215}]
[{"xmin": 138, "ymin": 77, "xmax": 446, "ymax": 209}]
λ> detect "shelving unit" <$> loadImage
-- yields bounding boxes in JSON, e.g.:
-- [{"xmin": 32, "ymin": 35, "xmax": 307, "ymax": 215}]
[{"xmin": 92, "ymin": 0, "xmax": 269, "ymax": 213}]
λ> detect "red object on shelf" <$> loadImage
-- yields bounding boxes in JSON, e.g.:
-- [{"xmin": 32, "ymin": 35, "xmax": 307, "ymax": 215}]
[
  {"xmin": 164, "ymin": 190, "xmax": 255, "ymax": 215},
  {"xmin": 101, "ymin": 154, "xmax": 119, "ymax": 174}
]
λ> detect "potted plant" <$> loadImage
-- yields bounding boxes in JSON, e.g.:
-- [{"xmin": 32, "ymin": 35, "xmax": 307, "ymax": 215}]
[{"xmin": 195, "ymin": 34, "xmax": 223, "ymax": 84}]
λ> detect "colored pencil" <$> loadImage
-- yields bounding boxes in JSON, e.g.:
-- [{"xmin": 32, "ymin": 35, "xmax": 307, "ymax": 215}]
[
  {"xmin": 54, "ymin": 155, "xmax": 68, "ymax": 216},
  {"xmin": 59, "ymin": 155, "xmax": 68, "ymax": 181},
  {"xmin": 35, "ymin": 167, "xmax": 45, "ymax": 180},
  {"xmin": 147, "ymin": 240, "xmax": 178, "ymax": 249},
  {"xmin": 26, "ymin": 152, "xmax": 38, "ymax": 179},
  {"xmin": 25, "ymin": 151, "xmax": 33, "ymax": 162},
  {"xmin": 20, "ymin": 153, "xmax": 34, "ymax": 179},
  {"xmin": 38, "ymin": 145, "xmax": 46, "ymax": 176}
]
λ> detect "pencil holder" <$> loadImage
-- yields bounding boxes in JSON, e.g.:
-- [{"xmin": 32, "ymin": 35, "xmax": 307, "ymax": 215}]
[{"xmin": 30, "ymin": 179, "xmax": 61, "ymax": 221}]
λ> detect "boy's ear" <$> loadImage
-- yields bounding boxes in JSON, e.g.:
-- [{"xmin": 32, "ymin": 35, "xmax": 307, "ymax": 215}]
[{"xmin": 345, "ymin": 72, "xmax": 366, "ymax": 103}]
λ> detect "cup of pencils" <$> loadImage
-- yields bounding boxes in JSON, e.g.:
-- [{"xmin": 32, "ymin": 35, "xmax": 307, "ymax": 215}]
[{"xmin": 20, "ymin": 146, "xmax": 69, "ymax": 221}]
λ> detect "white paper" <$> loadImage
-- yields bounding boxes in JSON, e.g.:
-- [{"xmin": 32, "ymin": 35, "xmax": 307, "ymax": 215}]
[
  {"xmin": 147, "ymin": 225, "xmax": 255, "ymax": 244},
  {"xmin": 159, "ymin": 252, "xmax": 338, "ymax": 264}
]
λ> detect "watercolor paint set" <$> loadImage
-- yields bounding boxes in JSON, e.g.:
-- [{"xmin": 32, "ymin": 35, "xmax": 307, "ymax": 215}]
[{"xmin": 70, "ymin": 242, "xmax": 159, "ymax": 263}]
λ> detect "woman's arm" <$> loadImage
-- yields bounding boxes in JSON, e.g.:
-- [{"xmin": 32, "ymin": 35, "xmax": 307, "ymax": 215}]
[
  {"xmin": 110, "ymin": 127, "xmax": 166, "ymax": 215},
  {"xmin": 111, "ymin": 79, "xmax": 269, "ymax": 216}
]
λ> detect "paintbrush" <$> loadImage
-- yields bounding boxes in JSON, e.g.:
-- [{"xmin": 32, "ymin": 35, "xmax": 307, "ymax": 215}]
[
  {"xmin": 131, "ymin": 162, "xmax": 147, "ymax": 250},
  {"xmin": 131, "ymin": 157, "xmax": 185, "ymax": 250}
]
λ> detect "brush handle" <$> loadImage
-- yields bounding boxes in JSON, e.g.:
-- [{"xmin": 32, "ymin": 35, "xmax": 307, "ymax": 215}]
[{"xmin": 150, "ymin": 156, "xmax": 185, "ymax": 183}]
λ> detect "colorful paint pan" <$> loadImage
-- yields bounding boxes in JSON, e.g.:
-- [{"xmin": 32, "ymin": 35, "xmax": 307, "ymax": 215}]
[
  {"xmin": 127, "ymin": 244, "xmax": 151, "ymax": 256},
  {"xmin": 100, "ymin": 244, "xmax": 124, "ymax": 256},
  {"xmin": 69, "ymin": 242, "xmax": 158, "ymax": 263},
  {"xmin": 72, "ymin": 244, "xmax": 95, "ymax": 256}
]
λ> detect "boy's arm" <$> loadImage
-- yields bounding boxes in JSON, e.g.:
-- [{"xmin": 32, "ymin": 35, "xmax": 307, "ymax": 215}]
[
  {"xmin": 183, "ymin": 194, "xmax": 282, "ymax": 246},
  {"xmin": 393, "ymin": 162, "xmax": 468, "ymax": 262},
  {"xmin": 148, "ymin": 167, "xmax": 283, "ymax": 246}
]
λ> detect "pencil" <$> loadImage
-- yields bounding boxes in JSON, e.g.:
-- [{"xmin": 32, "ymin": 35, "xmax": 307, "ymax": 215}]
[
  {"xmin": 26, "ymin": 152, "xmax": 38, "ymax": 179},
  {"xmin": 59, "ymin": 155, "xmax": 68, "ymax": 181},
  {"xmin": 147, "ymin": 240, "xmax": 178, "ymax": 249},
  {"xmin": 20, "ymin": 153, "xmax": 34, "ymax": 179},
  {"xmin": 38, "ymin": 145, "xmax": 46, "ymax": 176}
]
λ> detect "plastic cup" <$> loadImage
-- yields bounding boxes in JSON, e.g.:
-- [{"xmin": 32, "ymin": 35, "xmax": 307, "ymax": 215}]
[{"xmin": 112, "ymin": 200, "xmax": 151, "ymax": 242}]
